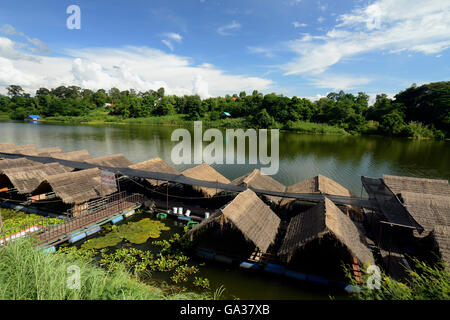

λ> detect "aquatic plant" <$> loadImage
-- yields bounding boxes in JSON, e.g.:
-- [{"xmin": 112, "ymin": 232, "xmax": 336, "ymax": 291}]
[
  {"xmin": 1, "ymin": 209, "xmax": 62, "ymax": 237},
  {"xmin": 193, "ymin": 277, "xmax": 210, "ymax": 289},
  {"xmin": 81, "ymin": 218, "xmax": 170, "ymax": 249},
  {"xmin": 170, "ymin": 265, "xmax": 199, "ymax": 284},
  {"xmin": 213, "ymin": 285, "xmax": 226, "ymax": 300}
]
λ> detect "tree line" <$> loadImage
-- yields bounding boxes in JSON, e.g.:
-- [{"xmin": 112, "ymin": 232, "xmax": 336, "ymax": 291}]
[{"xmin": 0, "ymin": 81, "xmax": 448, "ymax": 139}]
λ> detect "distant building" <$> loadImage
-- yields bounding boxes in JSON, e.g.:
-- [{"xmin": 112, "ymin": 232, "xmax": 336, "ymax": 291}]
[
  {"xmin": 25, "ymin": 115, "xmax": 41, "ymax": 122},
  {"xmin": 221, "ymin": 112, "xmax": 231, "ymax": 118},
  {"xmin": 104, "ymin": 103, "xmax": 114, "ymax": 108}
]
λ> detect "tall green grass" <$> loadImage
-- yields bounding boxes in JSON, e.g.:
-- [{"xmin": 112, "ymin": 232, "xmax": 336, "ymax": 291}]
[
  {"xmin": 345, "ymin": 259, "xmax": 449, "ymax": 300},
  {"xmin": 283, "ymin": 120, "xmax": 349, "ymax": 135},
  {"xmin": 0, "ymin": 239, "xmax": 207, "ymax": 300}
]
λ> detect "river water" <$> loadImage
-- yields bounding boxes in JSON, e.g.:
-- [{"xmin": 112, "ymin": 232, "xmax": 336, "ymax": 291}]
[{"xmin": 1, "ymin": 120, "xmax": 449, "ymax": 299}]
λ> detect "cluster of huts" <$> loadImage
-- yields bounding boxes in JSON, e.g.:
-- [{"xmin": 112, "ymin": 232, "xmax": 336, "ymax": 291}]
[{"xmin": 0, "ymin": 142, "xmax": 448, "ymax": 283}]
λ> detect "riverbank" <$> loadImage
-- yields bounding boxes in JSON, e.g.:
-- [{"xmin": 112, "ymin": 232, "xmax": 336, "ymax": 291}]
[
  {"xmin": 26, "ymin": 111, "xmax": 349, "ymax": 135},
  {"xmin": 0, "ymin": 239, "xmax": 208, "ymax": 300}
]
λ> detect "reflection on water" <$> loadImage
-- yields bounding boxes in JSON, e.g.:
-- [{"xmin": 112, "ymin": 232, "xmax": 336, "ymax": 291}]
[{"xmin": 1, "ymin": 121, "xmax": 448, "ymax": 194}]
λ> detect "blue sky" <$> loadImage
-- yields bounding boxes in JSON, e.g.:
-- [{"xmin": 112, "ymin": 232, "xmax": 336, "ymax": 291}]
[{"xmin": 0, "ymin": 0, "xmax": 448, "ymax": 101}]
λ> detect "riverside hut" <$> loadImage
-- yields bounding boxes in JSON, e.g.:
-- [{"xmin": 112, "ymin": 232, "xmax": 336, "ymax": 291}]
[
  {"xmin": 431, "ymin": 225, "xmax": 450, "ymax": 266},
  {"xmin": 279, "ymin": 174, "xmax": 353, "ymax": 208},
  {"xmin": 129, "ymin": 158, "xmax": 180, "ymax": 186},
  {"xmin": 232, "ymin": 169, "xmax": 285, "ymax": 205},
  {"xmin": 187, "ymin": 189, "xmax": 281, "ymax": 256},
  {"xmin": 0, "ymin": 163, "xmax": 73, "ymax": 194},
  {"xmin": 49, "ymin": 150, "xmax": 93, "ymax": 162},
  {"xmin": 181, "ymin": 164, "xmax": 231, "ymax": 197},
  {"xmin": 85, "ymin": 154, "xmax": 133, "ymax": 168},
  {"xmin": 0, "ymin": 158, "xmax": 40, "ymax": 172},
  {"xmin": 279, "ymin": 198, "xmax": 374, "ymax": 267},
  {"xmin": 0, "ymin": 144, "xmax": 38, "ymax": 156},
  {"xmin": 31, "ymin": 168, "xmax": 117, "ymax": 205}
]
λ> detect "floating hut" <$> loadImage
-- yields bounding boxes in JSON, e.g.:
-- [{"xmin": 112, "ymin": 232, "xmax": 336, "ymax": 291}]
[
  {"xmin": 0, "ymin": 144, "xmax": 38, "ymax": 156},
  {"xmin": 280, "ymin": 174, "xmax": 353, "ymax": 209},
  {"xmin": 0, "ymin": 163, "xmax": 72, "ymax": 195},
  {"xmin": 431, "ymin": 225, "xmax": 450, "ymax": 266},
  {"xmin": 181, "ymin": 164, "xmax": 231, "ymax": 197},
  {"xmin": 32, "ymin": 168, "xmax": 117, "ymax": 205},
  {"xmin": 49, "ymin": 150, "xmax": 93, "ymax": 161},
  {"xmin": 187, "ymin": 189, "xmax": 281, "ymax": 256},
  {"xmin": 85, "ymin": 154, "xmax": 133, "ymax": 168},
  {"xmin": 279, "ymin": 198, "xmax": 374, "ymax": 264},
  {"xmin": 129, "ymin": 158, "xmax": 180, "ymax": 186},
  {"xmin": 0, "ymin": 158, "xmax": 40, "ymax": 171},
  {"xmin": 232, "ymin": 169, "xmax": 285, "ymax": 205}
]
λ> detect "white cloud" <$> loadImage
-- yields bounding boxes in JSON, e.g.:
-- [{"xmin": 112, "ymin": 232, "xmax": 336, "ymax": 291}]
[
  {"xmin": 293, "ymin": 21, "xmax": 307, "ymax": 28},
  {"xmin": 0, "ymin": 24, "xmax": 50, "ymax": 54},
  {"xmin": 0, "ymin": 41, "xmax": 273, "ymax": 97},
  {"xmin": 317, "ymin": 16, "xmax": 325, "ymax": 23},
  {"xmin": 161, "ymin": 39, "xmax": 174, "ymax": 51},
  {"xmin": 160, "ymin": 32, "xmax": 183, "ymax": 52},
  {"xmin": 280, "ymin": 0, "xmax": 450, "ymax": 75},
  {"xmin": 217, "ymin": 21, "xmax": 241, "ymax": 36},
  {"xmin": 247, "ymin": 46, "xmax": 275, "ymax": 58}
]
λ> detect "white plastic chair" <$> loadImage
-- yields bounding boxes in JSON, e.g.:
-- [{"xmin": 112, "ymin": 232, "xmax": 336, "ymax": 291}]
[
  {"xmin": 205, "ymin": 212, "xmax": 210, "ymax": 219},
  {"xmin": 185, "ymin": 210, "xmax": 191, "ymax": 217},
  {"xmin": 179, "ymin": 207, "xmax": 183, "ymax": 215},
  {"xmin": 173, "ymin": 207, "xmax": 178, "ymax": 214}
]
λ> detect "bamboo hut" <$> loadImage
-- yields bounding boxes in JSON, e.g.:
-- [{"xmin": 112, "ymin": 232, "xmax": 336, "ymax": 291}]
[
  {"xmin": 181, "ymin": 164, "xmax": 231, "ymax": 197},
  {"xmin": 0, "ymin": 158, "xmax": 40, "ymax": 172},
  {"xmin": 0, "ymin": 163, "xmax": 73, "ymax": 194},
  {"xmin": 49, "ymin": 150, "xmax": 93, "ymax": 161},
  {"xmin": 32, "ymin": 168, "xmax": 117, "ymax": 205},
  {"xmin": 280, "ymin": 174, "xmax": 353, "ymax": 208},
  {"xmin": 232, "ymin": 169, "xmax": 285, "ymax": 205},
  {"xmin": 279, "ymin": 198, "xmax": 374, "ymax": 266},
  {"xmin": 431, "ymin": 225, "xmax": 449, "ymax": 266},
  {"xmin": 187, "ymin": 189, "xmax": 281, "ymax": 254},
  {"xmin": 129, "ymin": 158, "xmax": 180, "ymax": 186},
  {"xmin": 0, "ymin": 144, "xmax": 38, "ymax": 156},
  {"xmin": 383, "ymin": 174, "xmax": 450, "ymax": 197},
  {"xmin": 85, "ymin": 154, "xmax": 133, "ymax": 168}
]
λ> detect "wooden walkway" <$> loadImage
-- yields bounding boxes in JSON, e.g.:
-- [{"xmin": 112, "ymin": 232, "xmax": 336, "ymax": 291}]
[{"xmin": 33, "ymin": 193, "xmax": 143, "ymax": 247}]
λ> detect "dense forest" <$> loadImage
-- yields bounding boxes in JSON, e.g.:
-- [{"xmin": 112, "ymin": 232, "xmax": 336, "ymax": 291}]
[{"xmin": 0, "ymin": 81, "xmax": 448, "ymax": 139}]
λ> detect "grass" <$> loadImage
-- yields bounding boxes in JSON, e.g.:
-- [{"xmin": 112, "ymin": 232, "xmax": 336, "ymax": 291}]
[
  {"xmin": 0, "ymin": 239, "xmax": 209, "ymax": 300},
  {"xmin": 282, "ymin": 120, "xmax": 350, "ymax": 135},
  {"xmin": 345, "ymin": 259, "xmax": 449, "ymax": 300},
  {"xmin": 0, "ymin": 112, "xmax": 10, "ymax": 120}
]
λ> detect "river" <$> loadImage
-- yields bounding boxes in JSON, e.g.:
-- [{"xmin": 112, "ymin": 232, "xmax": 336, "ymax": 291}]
[{"xmin": 1, "ymin": 120, "xmax": 449, "ymax": 299}]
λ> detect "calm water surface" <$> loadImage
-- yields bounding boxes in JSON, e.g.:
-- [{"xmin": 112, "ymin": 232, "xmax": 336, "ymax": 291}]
[{"xmin": 1, "ymin": 121, "xmax": 449, "ymax": 299}]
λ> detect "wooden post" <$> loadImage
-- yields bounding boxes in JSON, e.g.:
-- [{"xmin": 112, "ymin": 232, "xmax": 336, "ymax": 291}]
[
  {"xmin": 116, "ymin": 171, "xmax": 121, "ymax": 212},
  {"xmin": 166, "ymin": 183, "xmax": 169, "ymax": 211}
]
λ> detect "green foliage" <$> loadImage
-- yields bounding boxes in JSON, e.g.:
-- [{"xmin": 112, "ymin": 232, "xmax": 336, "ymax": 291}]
[
  {"xmin": 1, "ymin": 81, "xmax": 448, "ymax": 139},
  {"xmin": 193, "ymin": 277, "xmax": 210, "ymax": 289},
  {"xmin": 0, "ymin": 239, "xmax": 207, "ymax": 300},
  {"xmin": 1, "ymin": 209, "xmax": 62, "ymax": 237},
  {"xmin": 346, "ymin": 259, "xmax": 450, "ymax": 300}
]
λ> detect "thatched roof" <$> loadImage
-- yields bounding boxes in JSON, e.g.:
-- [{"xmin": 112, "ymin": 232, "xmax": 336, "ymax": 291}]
[
  {"xmin": 0, "ymin": 163, "xmax": 73, "ymax": 194},
  {"xmin": 32, "ymin": 168, "xmax": 117, "ymax": 204},
  {"xmin": 279, "ymin": 198, "xmax": 374, "ymax": 265},
  {"xmin": 232, "ymin": 169, "xmax": 285, "ymax": 204},
  {"xmin": 129, "ymin": 158, "xmax": 180, "ymax": 186},
  {"xmin": 280, "ymin": 174, "xmax": 353, "ymax": 207},
  {"xmin": 187, "ymin": 189, "xmax": 281, "ymax": 253},
  {"xmin": 0, "ymin": 144, "xmax": 38, "ymax": 156},
  {"xmin": 383, "ymin": 175, "xmax": 450, "ymax": 197},
  {"xmin": 85, "ymin": 154, "xmax": 133, "ymax": 168},
  {"xmin": 182, "ymin": 164, "xmax": 231, "ymax": 197},
  {"xmin": 50, "ymin": 150, "xmax": 93, "ymax": 161},
  {"xmin": 399, "ymin": 192, "xmax": 450, "ymax": 235},
  {"xmin": 0, "ymin": 158, "xmax": 40, "ymax": 172},
  {"xmin": 0, "ymin": 143, "xmax": 15, "ymax": 149},
  {"xmin": 432, "ymin": 225, "xmax": 450, "ymax": 266}
]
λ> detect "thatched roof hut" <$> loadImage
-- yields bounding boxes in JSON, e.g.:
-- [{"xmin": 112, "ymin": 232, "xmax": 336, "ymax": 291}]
[
  {"xmin": 399, "ymin": 192, "xmax": 450, "ymax": 235},
  {"xmin": 187, "ymin": 189, "xmax": 281, "ymax": 253},
  {"xmin": 181, "ymin": 164, "xmax": 231, "ymax": 197},
  {"xmin": 50, "ymin": 150, "xmax": 93, "ymax": 161},
  {"xmin": 0, "ymin": 144, "xmax": 38, "ymax": 156},
  {"xmin": 232, "ymin": 169, "xmax": 285, "ymax": 204},
  {"xmin": 280, "ymin": 174, "xmax": 353, "ymax": 207},
  {"xmin": 0, "ymin": 163, "xmax": 72, "ymax": 194},
  {"xmin": 0, "ymin": 143, "xmax": 15, "ymax": 149},
  {"xmin": 279, "ymin": 198, "xmax": 374, "ymax": 265},
  {"xmin": 129, "ymin": 158, "xmax": 180, "ymax": 186},
  {"xmin": 432, "ymin": 225, "xmax": 449, "ymax": 266},
  {"xmin": 32, "ymin": 168, "xmax": 117, "ymax": 204},
  {"xmin": 383, "ymin": 175, "xmax": 450, "ymax": 197},
  {"xmin": 85, "ymin": 154, "xmax": 133, "ymax": 168},
  {"xmin": 0, "ymin": 158, "xmax": 40, "ymax": 172}
]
